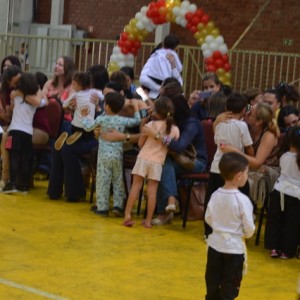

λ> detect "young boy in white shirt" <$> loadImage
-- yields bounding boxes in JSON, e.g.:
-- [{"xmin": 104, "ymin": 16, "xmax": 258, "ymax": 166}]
[{"xmin": 205, "ymin": 152, "xmax": 255, "ymax": 300}]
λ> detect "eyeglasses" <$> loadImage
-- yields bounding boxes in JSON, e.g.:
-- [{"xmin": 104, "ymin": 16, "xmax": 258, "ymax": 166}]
[{"xmin": 245, "ymin": 104, "xmax": 252, "ymax": 113}]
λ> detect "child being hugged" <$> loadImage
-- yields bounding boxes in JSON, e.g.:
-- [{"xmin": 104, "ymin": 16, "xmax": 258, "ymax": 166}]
[
  {"xmin": 123, "ymin": 96, "xmax": 180, "ymax": 228},
  {"xmin": 205, "ymin": 152, "xmax": 255, "ymax": 300},
  {"xmin": 265, "ymin": 125, "xmax": 300, "ymax": 259},
  {"xmin": 204, "ymin": 93, "xmax": 254, "ymax": 237},
  {"xmin": 2, "ymin": 72, "xmax": 44, "ymax": 193},
  {"xmin": 81, "ymin": 92, "xmax": 141, "ymax": 216},
  {"xmin": 55, "ymin": 71, "xmax": 103, "ymax": 150}
]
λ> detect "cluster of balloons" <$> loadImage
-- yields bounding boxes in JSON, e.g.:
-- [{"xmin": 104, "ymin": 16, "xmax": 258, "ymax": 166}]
[{"xmin": 108, "ymin": 0, "xmax": 232, "ymax": 86}]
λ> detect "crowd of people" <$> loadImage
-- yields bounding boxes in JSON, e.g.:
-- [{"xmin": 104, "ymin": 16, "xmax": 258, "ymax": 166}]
[{"xmin": 0, "ymin": 33, "xmax": 300, "ymax": 299}]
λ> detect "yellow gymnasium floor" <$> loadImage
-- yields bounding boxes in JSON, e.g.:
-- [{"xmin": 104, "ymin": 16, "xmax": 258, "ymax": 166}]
[{"xmin": 0, "ymin": 181, "xmax": 299, "ymax": 300}]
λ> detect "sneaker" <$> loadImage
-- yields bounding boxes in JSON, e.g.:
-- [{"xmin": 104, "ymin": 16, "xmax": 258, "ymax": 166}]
[
  {"xmin": 280, "ymin": 252, "xmax": 289, "ymax": 259},
  {"xmin": 270, "ymin": 249, "xmax": 280, "ymax": 258},
  {"xmin": 2, "ymin": 182, "xmax": 18, "ymax": 194},
  {"xmin": 66, "ymin": 131, "xmax": 82, "ymax": 145},
  {"xmin": 112, "ymin": 206, "xmax": 123, "ymax": 217},
  {"xmin": 54, "ymin": 132, "xmax": 68, "ymax": 151}
]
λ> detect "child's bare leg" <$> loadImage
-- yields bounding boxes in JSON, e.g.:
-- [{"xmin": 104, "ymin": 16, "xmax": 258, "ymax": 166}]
[
  {"xmin": 124, "ymin": 174, "xmax": 144, "ymax": 223},
  {"xmin": 144, "ymin": 179, "xmax": 159, "ymax": 227}
]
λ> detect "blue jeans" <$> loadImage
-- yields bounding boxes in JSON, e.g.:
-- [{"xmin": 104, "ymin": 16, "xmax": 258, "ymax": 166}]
[{"xmin": 156, "ymin": 155, "xmax": 206, "ymax": 214}]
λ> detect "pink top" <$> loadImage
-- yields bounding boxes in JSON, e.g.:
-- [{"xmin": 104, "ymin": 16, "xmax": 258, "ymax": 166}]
[
  {"xmin": 45, "ymin": 81, "xmax": 72, "ymax": 121},
  {"xmin": 138, "ymin": 120, "xmax": 180, "ymax": 165}
]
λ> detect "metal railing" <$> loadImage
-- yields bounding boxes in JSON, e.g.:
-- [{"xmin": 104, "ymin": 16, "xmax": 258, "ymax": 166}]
[{"xmin": 1, "ymin": 33, "xmax": 300, "ymax": 94}]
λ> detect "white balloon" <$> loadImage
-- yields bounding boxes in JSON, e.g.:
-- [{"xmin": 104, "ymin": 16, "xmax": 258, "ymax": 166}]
[
  {"xmin": 127, "ymin": 60, "xmax": 135, "ymax": 68},
  {"xmin": 135, "ymin": 12, "xmax": 142, "ymax": 20},
  {"xmin": 205, "ymin": 35, "xmax": 214, "ymax": 44},
  {"xmin": 117, "ymin": 61, "xmax": 126, "ymax": 68},
  {"xmin": 142, "ymin": 16, "xmax": 150, "ymax": 25},
  {"xmin": 203, "ymin": 49, "xmax": 212, "ymax": 58},
  {"xmin": 189, "ymin": 4, "xmax": 197, "ymax": 13},
  {"xmin": 180, "ymin": 19, "xmax": 188, "ymax": 28},
  {"xmin": 113, "ymin": 46, "xmax": 121, "ymax": 55},
  {"xmin": 209, "ymin": 41, "xmax": 218, "ymax": 52},
  {"xmin": 175, "ymin": 16, "xmax": 181, "ymax": 25},
  {"xmin": 172, "ymin": 6, "xmax": 180, "ymax": 16},
  {"xmin": 117, "ymin": 53, "xmax": 125, "ymax": 62},
  {"xmin": 219, "ymin": 44, "xmax": 228, "ymax": 54},
  {"xmin": 110, "ymin": 54, "xmax": 117, "ymax": 62},
  {"xmin": 201, "ymin": 43, "xmax": 208, "ymax": 51},
  {"xmin": 215, "ymin": 35, "xmax": 224, "ymax": 46},
  {"xmin": 126, "ymin": 53, "xmax": 134, "ymax": 62},
  {"xmin": 179, "ymin": 8, "xmax": 187, "ymax": 18},
  {"xmin": 141, "ymin": 6, "xmax": 148, "ymax": 14},
  {"xmin": 145, "ymin": 24, "xmax": 154, "ymax": 32},
  {"xmin": 136, "ymin": 21, "xmax": 144, "ymax": 30},
  {"xmin": 181, "ymin": 1, "xmax": 191, "ymax": 9}
]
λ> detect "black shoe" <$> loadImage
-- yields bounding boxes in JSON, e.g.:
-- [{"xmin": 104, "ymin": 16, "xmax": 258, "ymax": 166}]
[
  {"xmin": 112, "ymin": 206, "xmax": 123, "ymax": 217},
  {"xmin": 90, "ymin": 205, "xmax": 97, "ymax": 212},
  {"xmin": 94, "ymin": 210, "xmax": 109, "ymax": 217},
  {"xmin": 17, "ymin": 184, "xmax": 29, "ymax": 194},
  {"xmin": 2, "ymin": 183, "xmax": 18, "ymax": 194}
]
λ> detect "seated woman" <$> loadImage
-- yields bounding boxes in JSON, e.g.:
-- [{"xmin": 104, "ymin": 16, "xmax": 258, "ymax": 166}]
[{"xmin": 220, "ymin": 102, "xmax": 280, "ymax": 205}]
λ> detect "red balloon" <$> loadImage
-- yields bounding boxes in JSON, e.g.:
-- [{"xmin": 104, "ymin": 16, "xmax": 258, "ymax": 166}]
[
  {"xmin": 134, "ymin": 40, "xmax": 141, "ymax": 49},
  {"xmin": 214, "ymin": 59, "xmax": 224, "ymax": 69},
  {"xmin": 212, "ymin": 50, "xmax": 222, "ymax": 60},
  {"xmin": 125, "ymin": 40, "xmax": 133, "ymax": 49},
  {"xmin": 120, "ymin": 32, "xmax": 128, "ymax": 41},
  {"xmin": 158, "ymin": 15, "xmax": 166, "ymax": 24},
  {"xmin": 117, "ymin": 40, "xmax": 124, "ymax": 48},
  {"xmin": 201, "ymin": 14, "xmax": 210, "ymax": 25},
  {"xmin": 157, "ymin": 0, "xmax": 165, "ymax": 7},
  {"xmin": 185, "ymin": 12, "xmax": 194, "ymax": 21},
  {"xmin": 186, "ymin": 22, "xmax": 192, "ymax": 30},
  {"xmin": 191, "ymin": 16, "xmax": 201, "ymax": 26},
  {"xmin": 205, "ymin": 57, "xmax": 215, "ymax": 66},
  {"xmin": 190, "ymin": 26, "xmax": 197, "ymax": 34},
  {"xmin": 206, "ymin": 64, "xmax": 216, "ymax": 72},
  {"xmin": 121, "ymin": 47, "xmax": 129, "ymax": 54},
  {"xmin": 195, "ymin": 9, "xmax": 204, "ymax": 18},
  {"xmin": 224, "ymin": 63, "xmax": 231, "ymax": 72},
  {"xmin": 131, "ymin": 48, "xmax": 138, "ymax": 56},
  {"xmin": 222, "ymin": 53, "xmax": 229, "ymax": 63}
]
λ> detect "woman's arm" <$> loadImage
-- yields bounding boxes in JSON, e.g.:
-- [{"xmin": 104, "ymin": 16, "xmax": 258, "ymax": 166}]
[
  {"xmin": 25, "ymin": 90, "xmax": 45, "ymax": 107},
  {"xmin": 221, "ymin": 131, "xmax": 277, "ymax": 169},
  {"xmin": 213, "ymin": 111, "xmax": 234, "ymax": 132}
]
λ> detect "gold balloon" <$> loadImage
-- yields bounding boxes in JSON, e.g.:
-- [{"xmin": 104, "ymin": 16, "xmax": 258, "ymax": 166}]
[
  {"xmin": 197, "ymin": 23, "xmax": 205, "ymax": 31},
  {"xmin": 194, "ymin": 31, "xmax": 201, "ymax": 39},
  {"xmin": 198, "ymin": 37, "xmax": 205, "ymax": 45},
  {"xmin": 206, "ymin": 21, "xmax": 215, "ymax": 31},
  {"xmin": 129, "ymin": 18, "xmax": 138, "ymax": 27},
  {"xmin": 217, "ymin": 68, "xmax": 225, "ymax": 76},
  {"xmin": 211, "ymin": 28, "xmax": 220, "ymax": 37},
  {"xmin": 124, "ymin": 25, "xmax": 131, "ymax": 33},
  {"xmin": 224, "ymin": 72, "xmax": 232, "ymax": 81}
]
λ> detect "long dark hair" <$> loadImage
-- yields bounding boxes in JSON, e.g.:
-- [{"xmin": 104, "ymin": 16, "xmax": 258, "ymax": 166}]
[
  {"xmin": 154, "ymin": 96, "xmax": 175, "ymax": 134},
  {"xmin": 52, "ymin": 56, "xmax": 75, "ymax": 88},
  {"xmin": 1, "ymin": 55, "xmax": 21, "ymax": 74},
  {"xmin": 287, "ymin": 126, "xmax": 300, "ymax": 169}
]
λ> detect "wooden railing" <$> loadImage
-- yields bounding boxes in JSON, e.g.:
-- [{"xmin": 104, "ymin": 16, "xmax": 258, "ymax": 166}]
[{"xmin": 1, "ymin": 33, "xmax": 300, "ymax": 94}]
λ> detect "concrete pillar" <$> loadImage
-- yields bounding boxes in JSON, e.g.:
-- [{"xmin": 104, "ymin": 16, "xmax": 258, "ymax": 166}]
[
  {"xmin": 50, "ymin": 0, "xmax": 64, "ymax": 26},
  {"xmin": 155, "ymin": 23, "xmax": 170, "ymax": 45},
  {"xmin": 0, "ymin": 0, "xmax": 10, "ymax": 33}
]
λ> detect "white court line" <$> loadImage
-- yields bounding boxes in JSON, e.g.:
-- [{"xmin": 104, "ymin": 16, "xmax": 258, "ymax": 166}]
[{"xmin": 0, "ymin": 277, "xmax": 69, "ymax": 300}]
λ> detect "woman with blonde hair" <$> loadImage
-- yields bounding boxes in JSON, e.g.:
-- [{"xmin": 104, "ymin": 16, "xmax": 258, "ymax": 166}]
[{"xmin": 221, "ymin": 102, "xmax": 280, "ymax": 204}]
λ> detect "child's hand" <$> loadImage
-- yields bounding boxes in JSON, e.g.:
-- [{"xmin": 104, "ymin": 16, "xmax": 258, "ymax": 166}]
[
  {"xmin": 10, "ymin": 90, "xmax": 22, "ymax": 100},
  {"xmin": 80, "ymin": 105, "xmax": 90, "ymax": 117}
]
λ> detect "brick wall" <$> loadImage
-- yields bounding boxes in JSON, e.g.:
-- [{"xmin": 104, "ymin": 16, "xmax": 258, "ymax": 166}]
[{"xmin": 37, "ymin": 0, "xmax": 300, "ymax": 53}]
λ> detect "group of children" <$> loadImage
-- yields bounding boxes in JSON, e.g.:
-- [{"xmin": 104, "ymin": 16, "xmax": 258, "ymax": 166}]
[{"xmin": 1, "ymin": 60, "xmax": 299, "ymax": 299}]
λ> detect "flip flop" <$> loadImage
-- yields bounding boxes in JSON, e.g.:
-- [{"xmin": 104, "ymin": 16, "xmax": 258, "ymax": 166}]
[{"xmin": 123, "ymin": 220, "xmax": 135, "ymax": 227}]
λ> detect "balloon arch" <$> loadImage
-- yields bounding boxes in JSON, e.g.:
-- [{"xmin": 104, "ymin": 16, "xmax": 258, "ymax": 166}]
[{"xmin": 108, "ymin": 0, "xmax": 231, "ymax": 86}]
